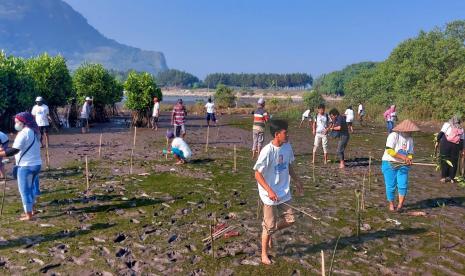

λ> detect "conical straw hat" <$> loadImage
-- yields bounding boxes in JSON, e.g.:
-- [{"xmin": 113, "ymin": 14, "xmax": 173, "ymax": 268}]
[{"xmin": 392, "ymin": 119, "xmax": 420, "ymax": 132}]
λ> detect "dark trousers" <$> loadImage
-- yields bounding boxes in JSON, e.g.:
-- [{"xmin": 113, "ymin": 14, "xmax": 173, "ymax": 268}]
[
  {"xmin": 439, "ymin": 138, "xmax": 461, "ymax": 179},
  {"xmin": 337, "ymin": 134, "xmax": 350, "ymax": 161}
]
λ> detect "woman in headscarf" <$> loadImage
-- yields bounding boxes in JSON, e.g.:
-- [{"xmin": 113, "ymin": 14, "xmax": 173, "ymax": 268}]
[
  {"xmin": 383, "ymin": 105, "xmax": 397, "ymax": 134},
  {"xmin": 0, "ymin": 112, "xmax": 42, "ymax": 221},
  {"xmin": 435, "ymin": 115, "xmax": 464, "ymax": 183},
  {"xmin": 381, "ymin": 119, "xmax": 420, "ymax": 212}
]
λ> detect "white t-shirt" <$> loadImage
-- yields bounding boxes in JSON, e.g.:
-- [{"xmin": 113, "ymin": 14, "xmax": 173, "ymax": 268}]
[
  {"xmin": 344, "ymin": 109, "xmax": 354, "ymax": 122},
  {"xmin": 382, "ymin": 132, "xmax": 414, "ymax": 162},
  {"xmin": 253, "ymin": 142, "xmax": 295, "ymax": 206},
  {"xmin": 152, "ymin": 102, "xmax": 160, "ymax": 117},
  {"xmin": 12, "ymin": 128, "xmax": 42, "ymax": 166},
  {"xmin": 358, "ymin": 104, "xmax": 364, "ymax": 114},
  {"xmin": 440, "ymin": 122, "xmax": 465, "ymax": 140},
  {"xmin": 31, "ymin": 104, "xmax": 50, "ymax": 127},
  {"xmin": 205, "ymin": 102, "xmax": 215, "ymax": 114},
  {"xmin": 80, "ymin": 102, "xmax": 91, "ymax": 119},
  {"xmin": 171, "ymin": 137, "xmax": 192, "ymax": 159},
  {"xmin": 315, "ymin": 113, "xmax": 329, "ymax": 134},
  {"xmin": 302, "ymin": 109, "xmax": 311, "ymax": 119}
]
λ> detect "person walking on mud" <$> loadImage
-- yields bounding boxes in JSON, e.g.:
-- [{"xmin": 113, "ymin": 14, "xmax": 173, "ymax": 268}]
[
  {"xmin": 31, "ymin": 97, "xmax": 51, "ymax": 148},
  {"xmin": 344, "ymin": 105, "xmax": 355, "ymax": 133},
  {"xmin": 151, "ymin": 96, "xmax": 160, "ymax": 131},
  {"xmin": 381, "ymin": 119, "xmax": 420, "ymax": 212},
  {"xmin": 252, "ymin": 98, "xmax": 270, "ymax": 159},
  {"xmin": 80, "ymin": 97, "xmax": 92, "ymax": 134},
  {"xmin": 384, "ymin": 105, "xmax": 397, "ymax": 134},
  {"xmin": 358, "ymin": 102, "xmax": 365, "ymax": 126},
  {"xmin": 205, "ymin": 98, "xmax": 217, "ymax": 127},
  {"xmin": 253, "ymin": 119, "xmax": 303, "ymax": 265},
  {"xmin": 328, "ymin": 108, "xmax": 349, "ymax": 169},
  {"xmin": 312, "ymin": 104, "xmax": 330, "ymax": 164},
  {"xmin": 171, "ymin": 99, "xmax": 187, "ymax": 138},
  {"xmin": 435, "ymin": 115, "xmax": 464, "ymax": 183}
]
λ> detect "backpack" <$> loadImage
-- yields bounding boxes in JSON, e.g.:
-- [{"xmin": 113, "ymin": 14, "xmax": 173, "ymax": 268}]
[{"xmin": 445, "ymin": 125, "xmax": 463, "ymax": 144}]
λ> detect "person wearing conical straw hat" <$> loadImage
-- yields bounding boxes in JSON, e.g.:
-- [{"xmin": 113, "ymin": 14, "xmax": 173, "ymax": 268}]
[{"xmin": 381, "ymin": 119, "xmax": 420, "ymax": 212}]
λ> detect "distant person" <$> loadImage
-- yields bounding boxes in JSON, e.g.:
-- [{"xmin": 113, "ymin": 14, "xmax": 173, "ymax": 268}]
[
  {"xmin": 171, "ymin": 99, "xmax": 187, "ymax": 138},
  {"xmin": 299, "ymin": 109, "xmax": 312, "ymax": 128},
  {"xmin": 328, "ymin": 108, "xmax": 350, "ymax": 169},
  {"xmin": 165, "ymin": 130, "xmax": 192, "ymax": 165},
  {"xmin": 151, "ymin": 96, "xmax": 160, "ymax": 130},
  {"xmin": 205, "ymin": 98, "xmax": 217, "ymax": 127},
  {"xmin": 31, "ymin": 97, "xmax": 51, "ymax": 148},
  {"xmin": 312, "ymin": 104, "xmax": 330, "ymax": 164},
  {"xmin": 435, "ymin": 115, "xmax": 464, "ymax": 183},
  {"xmin": 80, "ymin": 97, "xmax": 93, "ymax": 134},
  {"xmin": 253, "ymin": 119, "xmax": 303, "ymax": 265},
  {"xmin": 358, "ymin": 102, "xmax": 365, "ymax": 125},
  {"xmin": 0, "ymin": 131, "xmax": 9, "ymax": 178},
  {"xmin": 381, "ymin": 119, "xmax": 419, "ymax": 212},
  {"xmin": 252, "ymin": 98, "xmax": 270, "ymax": 159},
  {"xmin": 383, "ymin": 105, "xmax": 397, "ymax": 134},
  {"xmin": 344, "ymin": 106, "xmax": 355, "ymax": 133},
  {"xmin": 0, "ymin": 112, "xmax": 42, "ymax": 221}
]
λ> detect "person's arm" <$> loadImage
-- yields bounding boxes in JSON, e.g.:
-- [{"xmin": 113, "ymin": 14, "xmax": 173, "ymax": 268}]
[
  {"xmin": 289, "ymin": 165, "xmax": 303, "ymax": 196},
  {"xmin": 255, "ymin": 170, "xmax": 278, "ymax": 202},
  {"xmin": 0, "ymin": 147, "xmax": 19, "ymax": 158},
  {"xmin": 312, "ymin": 120, "xmax": 316, "ymax": 134}
]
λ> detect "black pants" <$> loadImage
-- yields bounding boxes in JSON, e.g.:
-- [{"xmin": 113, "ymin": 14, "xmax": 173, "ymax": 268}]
[
  {"xmin": 337, "ymin": 134, "xmax": 350, "ymax": 161},
  {"xmin": 439, "ymin": 138, "xmax": 461, "ymax": 179}
]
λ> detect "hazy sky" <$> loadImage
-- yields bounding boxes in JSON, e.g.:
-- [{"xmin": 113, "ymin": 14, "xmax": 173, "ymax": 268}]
[{"xmin": 63, "ymin": 0, "xmax": 465, "ymax": 78}]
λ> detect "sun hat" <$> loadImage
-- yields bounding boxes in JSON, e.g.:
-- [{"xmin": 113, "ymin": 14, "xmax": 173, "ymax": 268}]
[
  {"xmin": 85, "ymin": 97, "xmax": 92, "ymax": 101},
  {"xmin": 35, "ymin": 96, "xmax": 43, "ymax": 102},
  {"xmin": 257, "ymin": 98, "xmax": 265, "ymax": 105},
  {"xmin": 392, "ymin": 119, "xmax": 420, "ymax": 132},
  {"xmin": 166, "ymin": 130, "xmax": 175, "ymax": 139}
]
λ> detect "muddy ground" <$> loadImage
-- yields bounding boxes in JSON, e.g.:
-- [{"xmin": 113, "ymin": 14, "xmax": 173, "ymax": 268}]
[{"xmin": 0, "ymin": 112, "xmax": 464, "ymax": 275}]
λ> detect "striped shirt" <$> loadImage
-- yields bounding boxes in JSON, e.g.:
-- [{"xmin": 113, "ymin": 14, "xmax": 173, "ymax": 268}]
[
  {"xmin": 172, "ymin": 103, "xmax": 186, "ymax": 125},
  {"xmin": 252, "ymin": 107, "xmax": 269, "ymax": 132}
]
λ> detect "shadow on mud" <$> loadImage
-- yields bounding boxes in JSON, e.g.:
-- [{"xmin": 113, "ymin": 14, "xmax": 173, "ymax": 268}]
[{"xmin": 405, "ymin": 197, "xmax": 465, "ymax": 210}]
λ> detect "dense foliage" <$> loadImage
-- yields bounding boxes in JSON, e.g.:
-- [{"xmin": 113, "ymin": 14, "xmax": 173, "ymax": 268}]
[
  {"xmin": 73, "ymin": 63, "xmax": 123, "ymax": 122},
  {"xmin": 124, "ymin": 71, "xmax": 162, "ymax": 126},
  {"xmin": 214, "ymin": 84, "xmax": 236, "ymax": 108},
  {"xmin": 156, "ymin": 69, "xmax": 200, "ymax": 88},
  {"xmin": 204, "ymin": 73, "xmax": 312, "ymax": 89},
  {"xmin": 342, "ymin": 20, "xmax": 465, "ymax": 120},
  {"xmin": 302, "ymin": 90, "xmax": 326, "ymax": 110}
]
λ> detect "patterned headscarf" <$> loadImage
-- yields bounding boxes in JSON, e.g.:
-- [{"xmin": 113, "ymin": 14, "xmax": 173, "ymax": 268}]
[
  {"xmin": 449, "ymin": 115, "xmax": 462, "ymax": 129},
  {"xmin": 15, "ymin": 112, "xmax": 40, "ymax": 136}
]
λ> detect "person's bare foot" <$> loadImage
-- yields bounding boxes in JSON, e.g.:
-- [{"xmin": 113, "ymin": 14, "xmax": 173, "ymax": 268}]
[
  {"xmin": 19, "ymin": 213, "xmax": 33, "ymax": 221},
  {"xmin": 261, "ymin": 254, "xmax": 272, "ymax": 265},
  {"xmin": 440, "ymin": 178, "xmax": 447, "ymax": 183},
  {"xmin": 388, "ymin": 202, "xmax": 396, "ymax": 212},
  {"xmin": 396, "ymin": 205, "xmax": 403, "ymax": 212}
]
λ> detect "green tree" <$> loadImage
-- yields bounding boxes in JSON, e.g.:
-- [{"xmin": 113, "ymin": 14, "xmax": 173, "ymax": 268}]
[
  {"xmin": 156, "ymin": 69, "xmax": 200, "ymax": 88},
  {"xmin": 73, "ymin": 63, "xmax": 123, "ymax": 122},
  {"xmin": 124, "ymin": 71, "xmax": 162, "ymax": 127},
  {"xmin": 214, "ymin": 84, "xmax": 236, "ymax": 108},
  {"xmin": 302, "ymin": 90, "xmax": 325, "ymax": 110}
]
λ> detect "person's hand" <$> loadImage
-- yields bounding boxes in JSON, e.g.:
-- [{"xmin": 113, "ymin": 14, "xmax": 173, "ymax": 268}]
[
  {"xmin": 405, "ymin": 158, "xmax": 413, "ymax": 166},
  {"xmin": 267, "ymin": 189, "xmax": 278, "ymax": 202}
]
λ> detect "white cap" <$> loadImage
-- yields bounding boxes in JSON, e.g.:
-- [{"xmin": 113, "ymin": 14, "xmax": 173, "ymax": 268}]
[
  {"xmin": 35, "ymin": 96, "xmax": 43, "ymax": 102},
  {"xmin": 85, "ymin": 97, "xmax": 92, "ymax": 101},
  {"xmin": 257, "ymin": 98, "xmax": 265, "ymax": 105}
]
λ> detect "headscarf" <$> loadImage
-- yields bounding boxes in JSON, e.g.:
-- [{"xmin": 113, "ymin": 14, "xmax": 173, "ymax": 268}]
[
  {"xmin": 449, "ymin": 115, "xmax": 462, "ymax": 129},
  {"xmin": 15, "ymin": 112, "xmax": 40, "ymax": 136}
]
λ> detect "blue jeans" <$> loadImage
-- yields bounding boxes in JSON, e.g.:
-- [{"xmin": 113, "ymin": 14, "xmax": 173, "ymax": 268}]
[
  {"xmin": 381, "ymin": 161, "xmax": 410, "ymax": 201},
  {"xmin": 386, "ymin": 121, "xmax": 394, "ymax": 133},
  {"xmin": 17, "ymin": 165, "xmax": 41, "ymax": 213}
]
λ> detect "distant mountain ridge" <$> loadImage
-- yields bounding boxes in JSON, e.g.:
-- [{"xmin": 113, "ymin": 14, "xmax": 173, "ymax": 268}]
[{"xmin": 0, "ymin": 0, "xmax": 168, "ymax": 74}]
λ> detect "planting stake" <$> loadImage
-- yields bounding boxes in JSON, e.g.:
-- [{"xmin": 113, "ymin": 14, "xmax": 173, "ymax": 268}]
[
  {"xmin": 368, "ymin": 153, "xmax": 372, "ymax": 192},
  {"xmin": 45, "ymin": 135, "xmax": 50, "ymax": 170},
  {"xmin": 321, "ymin": 250, "xmax": 326, "ymax": 276},
  {"xmin": 233, "ymin": 145, "xmax": 237, "ymax": 172},
  {"xmin": 355, "ymin": 189, "xmax": 361, "ymax": 238},
  {"xmin": 0, "ymin": 173, "xmax": 7, "ymax": 216},
  {"xmin": 85, "ymin": 155, "xmax": 90, "ymax": 191},
  {"xmin": 205, "ymin": 126, "xmax": 210, "ymax": 153},
  {"xmin": 282, "ymin": 202, "xmax": 320, "ymax": 220},
  {"xmin": 98, "ymin": 133, "xmax": 103, "ymax": 158},
  {"xmin": 329, "ymin": 235, "xmax": 341, "ymax": 276},
  {"xmin": 130, "ymin": 127, "xmax": 137, "ymax": 174}
]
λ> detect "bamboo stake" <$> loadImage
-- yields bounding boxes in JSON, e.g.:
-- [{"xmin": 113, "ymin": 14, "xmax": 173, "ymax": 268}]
[
  {"xmin": 210, "ymin": 224, "xmax": 214, "ymax": 258},
  {"xmin": 205, "ymin": 126, "xmax": 210, "ymax": 153},
  {"xmin": 355, "ymin": 190, "xmax": 361, "ymax": 239},
  {"xmin": 45, "ymin": 135, "xmax": 50, "ymax": 170},
  {"xmin": 329, "ymin": 235, "xmax": 341, "ymax": 276},
  {"xmin": 361, "ymin": 174, "xmax": 366, "ymax": 211},
  {"xmin": 282, "ymin": 202, "xmax": 320, "ymax": 220},
  {"xmin": 202, "ymin": 225, "xmax": 237, "ymax": 242},
  {"xmin": 216, "ymin": 123, "xmax": 220, "ymax": 140},
  {"xmin": 165, "ymin": 137, "xmax": 169, "ymax": 160},
  {"xmin": 130, "ymin": 127, "xmax": 137, "ymax": 174},
  {"xmin": 393, "ymin": 161, "xmax": 437, "ymax": 167},
  {"xmin": 85, "ymin": 155, "xmax": 90, "ymax": 191},
  {"xmin": 1, "ymin": 171, "xmax": 7, "ymax": 216},
  {"xmin": 98, "ymin": 133, "xmax": 103, "ymax": 159},
  {"xmin": 321, "ymin": 250, "xmax": 326, "ymax": 276},
  {"xmin": 368, "ymin": 153, "xmax": 372, "ymax": 192},
  {"xmin": 233, "ymin": 145, "xmax": 237, "ymax": 172}
]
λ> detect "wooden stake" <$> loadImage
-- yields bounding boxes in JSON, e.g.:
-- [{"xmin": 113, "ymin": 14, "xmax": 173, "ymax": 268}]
[
  {"xmin": 0, "ymin": 173, "xmax": 7, "ymax": 216},
  {"xmin": 321, "ymin": 250, "xmax": 326, "ymax": 276},
  {"xmin": 45, "ymin": 135, "xmax": 50, "ymax": 170},
  {"xmin": 165, "ymin": 137, "xmax": 169, "ymax": 160},
  {"xmin": 205, "ymin": 126, "xmax": 210, "ymax": 153},
  {"xmin": 233, "ymin": 145, "xmax": 237, "ymax": 172},
  {"xmin": 85, "ymin": 155, "xmax": 90, "ymax": 191},
  {"xmin": 355, "ymin": 190, "xmax": 361, "ymax": 238},
  {"xmin": 329, "ymin": 235, "xmax": 341, "ymax": 276},
  {"xmin": 368, "ymin": 153, "xmax": 372, "ymax": 192},
  {"xmin": 282, "ymin": 202, "xmax": 320, "ymax": 220},
  {"xmin": 130, "ymin": 127, "xmax": 137, "ymax": 174},
  {"xmin": 98, "ymin": 133, "xmax": 103, "ymax": 159},
  {"xmin": 361, "ymin": 174, "xmax": 366, "ymax": 211}
]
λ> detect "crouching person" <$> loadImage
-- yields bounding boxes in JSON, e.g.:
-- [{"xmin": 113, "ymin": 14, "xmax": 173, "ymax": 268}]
[
  {"xmin": 253, "ymin": 119, "xmax": 304, "ymax": 265},
  {"xmin": 166, "ymin": 130, "xmax": 192, "ymax": 165}
]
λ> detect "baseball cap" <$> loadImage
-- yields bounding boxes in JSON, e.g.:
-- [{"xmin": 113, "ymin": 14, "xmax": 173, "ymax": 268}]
[{"xmin": 35, "ymin": 96, "xmax": 43, "ymax": 102}]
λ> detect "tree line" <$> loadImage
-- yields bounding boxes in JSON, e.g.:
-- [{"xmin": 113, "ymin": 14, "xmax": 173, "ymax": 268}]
[
  {"xmin": 315, "ymin": 20, "xmax": 465, "ymax": 120},
  {"xmin": 204, "ymin": 73, "xmax": 312, "ymax": 89},
  {"xmin": 0, "ymin": 51, "xmax": 161, "ymax": 130}
]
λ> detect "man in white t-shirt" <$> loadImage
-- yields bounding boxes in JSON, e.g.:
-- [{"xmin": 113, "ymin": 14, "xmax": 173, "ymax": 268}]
[
  {"xmin": 205, "ymin": 98, "xmax": 216, "ymax": 127},
  {"xmin": 253, "ymin": 119, "xmax": 303, "ymax": 265},
  {"xmin": 31, "ymin": 97, "xmax": 51, "ymax": 148},
  {"xmin": 344, "ymin": 106, "xmax": 355, "ymax": 133},
  {"xmin": 165, "ymin": 130, "xmax": 192, "ymax": 165},
  {"xmin": 299, "ymin": 109, "xmax": 312, "ymax": 128},
  {"xmin": 151, "ymin": 96, "xmax": 160, "ymax": 130},
  {"xmin": 357, "ymin": 102, "xmax": 365, "ymax": 125},
  {"xmin": 80, "ymin": 97, "xmax": 92, "ymax": 134},
  {"xmin": 312, "ymin": 104, "xmax": 330, "ymax": 164}
]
